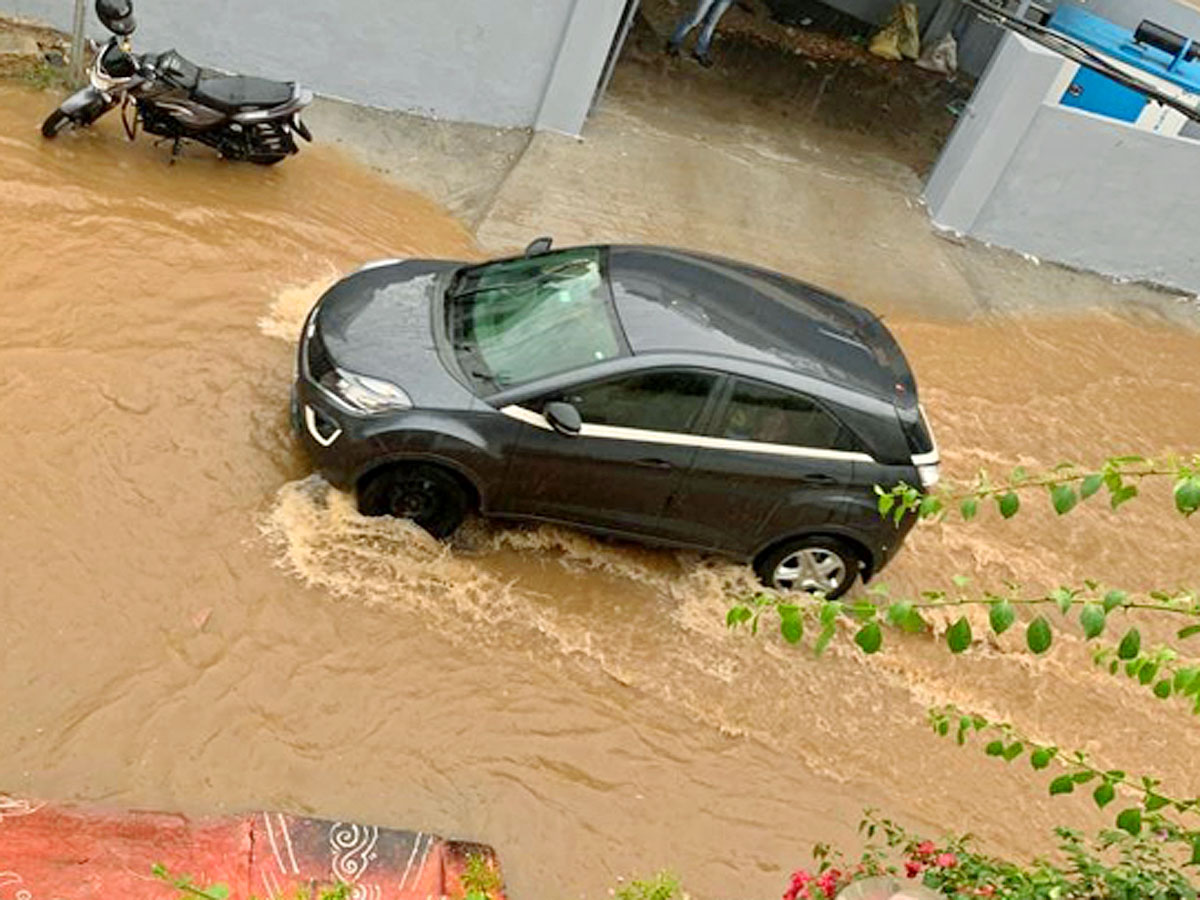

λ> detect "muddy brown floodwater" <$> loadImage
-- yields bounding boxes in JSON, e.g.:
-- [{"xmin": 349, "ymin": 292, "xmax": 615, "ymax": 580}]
[{"xmin": 2, "ymin": 84, "xmax": 1199, "ymax": 899}]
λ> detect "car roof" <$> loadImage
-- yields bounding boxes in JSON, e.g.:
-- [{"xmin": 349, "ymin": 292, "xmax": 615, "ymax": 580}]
[{"xmin": 604, "ymin": 245, "xmax": 914, "ymax": 403}]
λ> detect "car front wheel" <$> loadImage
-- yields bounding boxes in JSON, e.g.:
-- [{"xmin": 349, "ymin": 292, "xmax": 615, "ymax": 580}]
[
  {"xmin": 356, "ymin": 464, "xmax": 470, "ymax": 539},
  {"xmin": 754, "ymin": 536, "xmax": 860, "ymax": 599}
]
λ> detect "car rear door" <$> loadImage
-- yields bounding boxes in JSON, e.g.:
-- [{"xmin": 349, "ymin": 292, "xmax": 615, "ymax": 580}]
[
  {"xmin": 666, "ymin": 377, "xmax": 872, "ymax": 556},
  {"xmin": 494, "ymin": 368, "xmax": 719, "ymax": 538}
]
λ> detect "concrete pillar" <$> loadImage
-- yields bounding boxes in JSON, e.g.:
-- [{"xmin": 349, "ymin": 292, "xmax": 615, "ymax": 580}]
[{"xmin": 535, "ymin": 0, "xmax": 631, "ymax": 135}]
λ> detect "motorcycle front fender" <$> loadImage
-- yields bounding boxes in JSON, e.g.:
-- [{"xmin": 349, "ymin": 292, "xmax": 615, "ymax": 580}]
[{"xmin": 60, "ymin": 86, "xmax": 113, "ymax": 123}]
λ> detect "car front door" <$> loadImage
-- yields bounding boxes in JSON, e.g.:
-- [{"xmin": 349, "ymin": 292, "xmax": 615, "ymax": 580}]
[
  {"xmin": 667, "ymin": 378, "xmax": 873, "ymax": 556},
  {"xmin": 496, "ymin": 368, "xmax": 719, "ymax": 539}
]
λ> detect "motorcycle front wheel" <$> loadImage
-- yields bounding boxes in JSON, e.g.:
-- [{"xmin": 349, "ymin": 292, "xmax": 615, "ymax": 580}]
[{"xmin": 41, "ymin": 108, "xmax": 75, "ymax": 138}]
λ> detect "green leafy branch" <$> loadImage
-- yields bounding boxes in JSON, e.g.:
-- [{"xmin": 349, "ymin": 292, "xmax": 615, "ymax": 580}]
[
  {"xmin": 729, "ymin": 578, "xmax": 1199, "ymax": 670},
  {"xmin": 928, "ymin": 706, "xmax": 1200, "ymax": 864},
  {"xmin": 878, "ymin": 453, "xmax": 1200, "ymax": 525},
  {"xmin": 151, "ymin": 865, "xmax": 230, "ymax": 900},
  {"xmin": 151, "ymin": 866, "xmax": 351, "ymax": 900}
]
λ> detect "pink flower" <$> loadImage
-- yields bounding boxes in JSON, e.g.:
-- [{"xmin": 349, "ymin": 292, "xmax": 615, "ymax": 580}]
[
  {"xmin": 904, "ymin": 860, "xmax": 924, "ymax": 878},
  {"xmin": 935, "ymin": 853, "xmax": 958, "ymax": 869},
  {"xmin": 816, "ymin": 869, "xmax": 842, "ymax": 899},
  {"xmin": 784, "ymin": 869, "xmax": 813, "ymax": 900},
  {"xmin": 975, "ymin": 887, "xmax": 996, "ymax": 897},
  {"xmin": 915, "ymin": 841, "xmax": 936, "ymax": 857}
]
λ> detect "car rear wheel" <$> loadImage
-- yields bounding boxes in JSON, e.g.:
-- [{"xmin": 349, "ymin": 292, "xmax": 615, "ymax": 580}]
[
  {"xmin": 356, "ymin": 464, "xmax": 470, "ymax": 539},
  {"xmin": 754, "ymin": 535, "xmax": 860, "ymax": 599}
]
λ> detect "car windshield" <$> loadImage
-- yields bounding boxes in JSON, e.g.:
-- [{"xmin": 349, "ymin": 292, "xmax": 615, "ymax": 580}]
[{"xmin": 447, "ymin": 248, "xmax": 624, "ymax": 393}]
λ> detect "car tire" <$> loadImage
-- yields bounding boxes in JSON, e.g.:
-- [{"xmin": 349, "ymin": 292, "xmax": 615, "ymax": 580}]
[
  {"xmin": 754, "ymin": 535, "xmax": 860, "ymax": 600},
  {"xmin": 356, "ymin": 464, "xmax": 470, "ymax": 539}
]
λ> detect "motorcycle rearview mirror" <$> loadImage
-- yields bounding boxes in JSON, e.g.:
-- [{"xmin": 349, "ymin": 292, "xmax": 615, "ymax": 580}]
[
  {"xmin": 524, "ymin": 236, "xmax": 553, "ymax": 257},
  {"xmin": 544, "ymin": 402, "xmax": 582, "ymax": 436}
]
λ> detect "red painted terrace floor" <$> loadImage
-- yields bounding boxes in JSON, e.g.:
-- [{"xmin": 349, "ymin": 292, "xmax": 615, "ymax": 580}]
[{"xmin": 0, "ymin": 795, "xmax": 504, "ymax": 900}]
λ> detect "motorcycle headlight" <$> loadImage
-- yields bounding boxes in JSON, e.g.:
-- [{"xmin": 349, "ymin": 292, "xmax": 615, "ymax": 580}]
[{"xmin": 325, "ymin": 367, "xmax": 413, "ymax": 413}]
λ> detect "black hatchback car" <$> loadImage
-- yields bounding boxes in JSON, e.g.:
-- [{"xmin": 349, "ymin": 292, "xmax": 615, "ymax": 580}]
[{"xmin": 291, "ymin": 242, "xmax": 938, "ymax": 598}]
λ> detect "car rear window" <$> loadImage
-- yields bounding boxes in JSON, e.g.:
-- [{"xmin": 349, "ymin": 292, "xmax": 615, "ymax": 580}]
[{"xmin": 714, "ymin": 380, "xmax": 865, "ymax": 453}]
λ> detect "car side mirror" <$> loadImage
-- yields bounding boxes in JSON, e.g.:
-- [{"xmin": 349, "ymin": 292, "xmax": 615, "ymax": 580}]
[
  {"xmin": 544, "ymin": 401, "xmax": 581, "ymax": 436},
  {"xmin": 524, "ymin": 236, "xmax": 553, "ymax": 257}
]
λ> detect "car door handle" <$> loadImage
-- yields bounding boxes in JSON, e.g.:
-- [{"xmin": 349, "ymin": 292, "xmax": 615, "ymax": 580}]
[
  {"xmin": 634, "ymin": 458, "xmax": 674, "ymax": 470},
  {"xmin": 799, "ymin": 473, "xmax": 837, "ymax": 485}
]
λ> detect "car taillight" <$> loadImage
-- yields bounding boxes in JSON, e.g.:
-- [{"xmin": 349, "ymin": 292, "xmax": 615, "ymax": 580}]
[{"xmin": 918, "ymin": 463, "xmax": 941, "ymax": 489}]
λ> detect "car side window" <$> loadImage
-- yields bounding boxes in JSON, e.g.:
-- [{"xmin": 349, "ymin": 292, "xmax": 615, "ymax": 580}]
[
  {"xmin": 547, "ymin": 370, "xmax": 717, "ymax": 434},
  {"xmin": 715, "ymin": 379, "xmax": 863, "ymax": 452}
]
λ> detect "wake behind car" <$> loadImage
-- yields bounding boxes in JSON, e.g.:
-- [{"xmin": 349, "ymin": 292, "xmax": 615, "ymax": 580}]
[{"xmin": 291, "ymin": 242, "xmax": 938, "ymax": 598}]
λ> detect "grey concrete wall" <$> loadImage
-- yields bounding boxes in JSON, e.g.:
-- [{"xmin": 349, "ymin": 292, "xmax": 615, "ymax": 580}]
[
  {"xmin": 924, "ymin": 34, "xmax": 1064, "ymax": 233},
  {"xmin": 971, "ymin": 103, "xmax": 1200, "ymax": 294},
  {"xmin": 5, "ymin": 0, "xmax": 622, "ymax": 133}
]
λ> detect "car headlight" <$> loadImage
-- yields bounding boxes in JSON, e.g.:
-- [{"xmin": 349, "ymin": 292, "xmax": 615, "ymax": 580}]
[{"xmin": 325, "ymin": 367, "xmax": 413, "ymax": 413}]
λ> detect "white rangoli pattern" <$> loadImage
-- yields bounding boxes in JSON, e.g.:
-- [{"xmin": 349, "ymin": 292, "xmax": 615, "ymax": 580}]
[{"xmin": 329, "ymin": 823, "xmax": 381, "ymax": 900}]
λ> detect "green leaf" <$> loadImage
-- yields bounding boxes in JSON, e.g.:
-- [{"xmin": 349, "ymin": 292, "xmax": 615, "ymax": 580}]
[
  {"xmin": 1051, "ymin": 484, "xmax": 1078, "ymax": 515},
  {"xmin": 855, "ymin": 622, "xmax": 883, "ymax": 654},
  {"xmin": 1103, "ymin": 590, "xmax": 1128, "ymax": 613},
  {"xmin": 1116, "ymin": 807, "xmax": 1142, "ymax": 836},
  {"xmin": 1153, "ymin": 679, "xmax": 1172, "ymax": 699},
  {"xmin": 947, "ymin": 617, "xmax": 972, "ymax": 654},
  {"xmin": 1178, "ymin": 624, "xmax": 1200, "ymax": 641},
  {"xmin": 919, "ymin": 495, "xmax": 943, "ymax": 518},
  {"xmin": 151, "ymin": 865, "xmax": 168, "ymax": 879},
  {"xmin": 819, "ymin": 600, "xmax": 843, "ymax": 628},
  {"xmin": 997, "ymin": 491, "xmax": 1020, "ymax": 519},
  {"xmin": 726, "ymin": 606, "xmax": 752, "ymax": 628},
  {"xmin": 1111, "ymin": 484, "xmax": 1139, "ymax": 509},
  {"xmin": 1031, "ymin": 747, "xmax": 1056, "ymax": 770},
  {"xmin": 1093, "ymin": 782, "xmax": 1115, "ymax": 809},
  {"xmin": 1138, "ymin": 663, "xmax": 1158, "ymax": 686},
  {"xmin": 989, "ymin": 600, "xmax": 1016, "ymax": 636},
  {"xmin": 207, "ymin": 885, "xmax": 231, "ymax": 900},
  {"xmin": 878, "ymin": 492, "xmax": 896, "ymax": 516},
  {"xmin": 1175, "ymin": 477, "xmax": 1200, "ymax": 517},
  {"xmin": 814, "ymin": 624, "xmax": 836, "ymax": 657},
  {"xmin": 1052, "ymin": 588, "xmax": 1075, "ymax": 616},
  {"xmin": 960, "ymin": 498, "xmax": 978, "ymax": 521},
  {"xmin": 779, "ymin": 607, "xmax": 804, "ymax": 645},
  {"xmin": 1002, "ymin": 741, "xmax": 1025, "ymax": 762},
  {"xmin": 887, "ymin": 602, "xmax": 924, "ymax": 634},
  {"xmin": 1190, "ymin": 838, "xmax": 1200, "ymax": 866},
  {"xmin": 951, "ymin": 574, "xmax": 972, "ymax": 589},
  {"xmin": 1117, "ymin": 628, "xmax": 1142, "ymax": 660},
  {"xmin": 1072, "ymin": 771, "xmax": 1096, "ymax": 784},
  {"xmin": 1027, "ymin": 617, "xmax": 1053, "ymax": 654},
  {"xmin": 1174, "ymin": 667, "xmax": 1199, "ymax": 695},
  {"xmin": 1079, "ymin": 604, "xmax": 1106, "ymax": 640},
  {"xmin": 1145, "ymin": 793, "xmax": 1170, "ymax": 812},
  {"xmin": 1049, "ymin": 775, "xmax": 1075, "ymax": 795},
  {"xmin": 1080, "ymin": 473, "xmax": 1104, "ymax": 499},
  {"xmin": 985, "ymin": 740, "xmax": 1005, "ymax": 757}
]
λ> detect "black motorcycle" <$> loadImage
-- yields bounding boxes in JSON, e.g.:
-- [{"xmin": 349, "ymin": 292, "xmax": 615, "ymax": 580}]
[{"xmin": 43, "ymin": 0, "xmax": 313, "ymax": 165}]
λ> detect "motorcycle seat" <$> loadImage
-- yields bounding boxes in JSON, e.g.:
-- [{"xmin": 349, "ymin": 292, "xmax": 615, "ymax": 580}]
[{"xmin": 193, "ymin": 76, "xmax": 294, "ymax": 112}]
